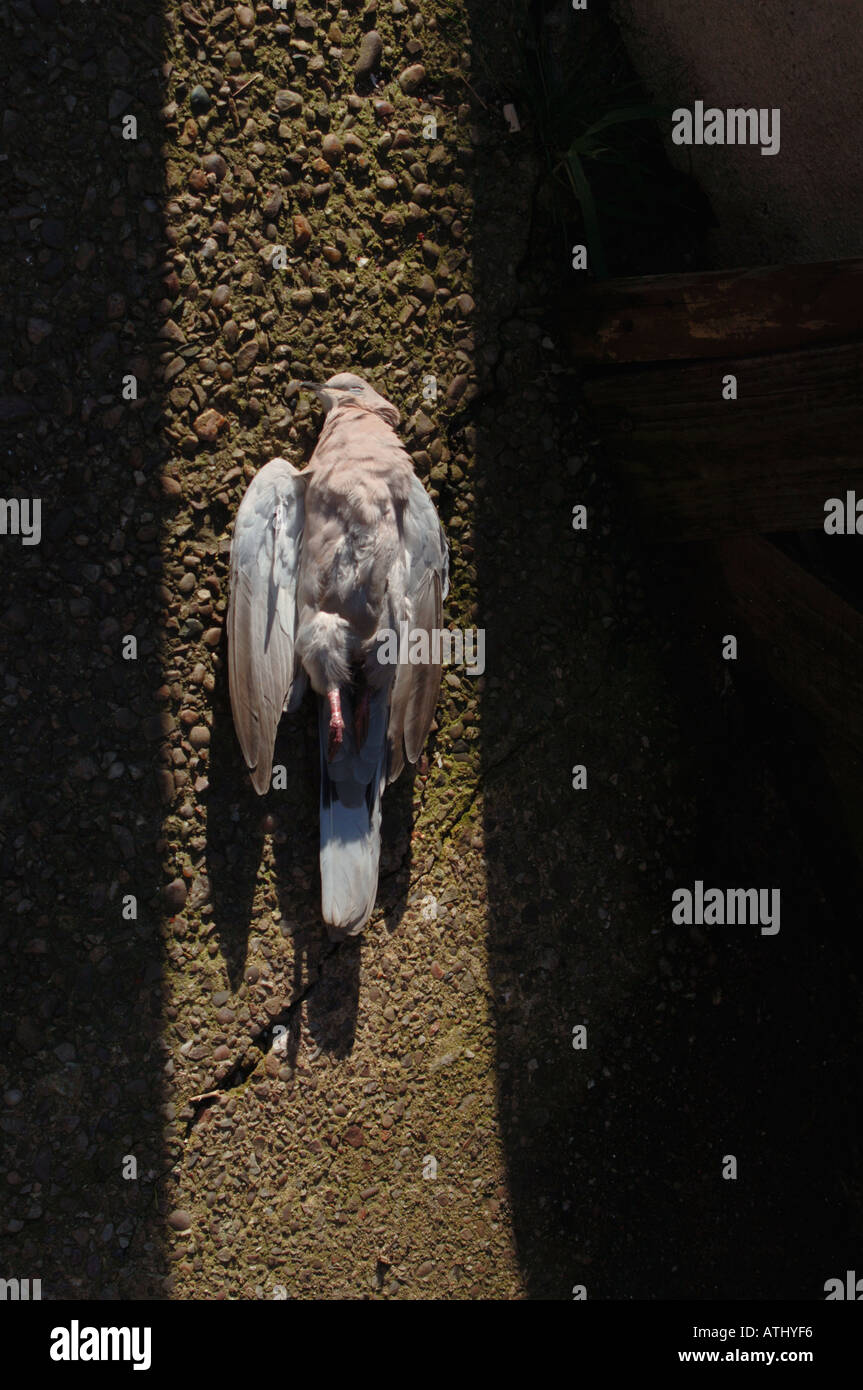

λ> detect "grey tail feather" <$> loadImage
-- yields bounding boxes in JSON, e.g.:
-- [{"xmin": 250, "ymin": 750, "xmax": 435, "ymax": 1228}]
[{"xmin": 318, "ymin": 686, "xmax": 387, "ymax": 937}]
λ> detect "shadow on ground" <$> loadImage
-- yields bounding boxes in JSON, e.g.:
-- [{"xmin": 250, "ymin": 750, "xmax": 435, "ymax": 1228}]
[
  {"xmin": 0, "ymin": 0, "xmax": 169, "ymax": 1298},
  {"xmin": 468, "ymin": 0, "xmax": 863, "ymax": 1298}
]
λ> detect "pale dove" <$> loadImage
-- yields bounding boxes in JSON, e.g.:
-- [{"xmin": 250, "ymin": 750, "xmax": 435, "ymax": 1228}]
[{"xmin": 227, "ymin": 373, "xmax": 449, "ymax": 937}]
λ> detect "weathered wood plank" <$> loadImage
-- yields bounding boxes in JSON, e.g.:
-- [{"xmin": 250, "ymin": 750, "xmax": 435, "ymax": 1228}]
[
  {"xmin": 707, "ymin": 535, "xmax": 863, "ymax": 754},
  {"xmin": 567, "ymin": 258, "xmax": 863, "ymax": 364},
  {"xmin": 583, "ymin": 341, "xmax": 863, "ymax": 539}
]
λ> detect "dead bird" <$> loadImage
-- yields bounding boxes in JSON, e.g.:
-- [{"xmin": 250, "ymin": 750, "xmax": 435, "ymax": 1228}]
[{"xmin": 227, "ymin": 373, "xmax": 449, "ymax": 937}]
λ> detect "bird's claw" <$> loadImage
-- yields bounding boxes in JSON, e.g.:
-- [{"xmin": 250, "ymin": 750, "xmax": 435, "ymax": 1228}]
[
  {"xmin": 327, "ymin": 689, "xmax": 345, "ymax": 761},
  {"xmin": 327, "ymin": 716, "xmax": 344, "ymax": 761}
]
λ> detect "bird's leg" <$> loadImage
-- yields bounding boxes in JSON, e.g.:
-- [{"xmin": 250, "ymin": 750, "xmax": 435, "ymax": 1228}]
[{"xmin": 327, "ymin": 688, "xmax": 344, "ymax": 760}]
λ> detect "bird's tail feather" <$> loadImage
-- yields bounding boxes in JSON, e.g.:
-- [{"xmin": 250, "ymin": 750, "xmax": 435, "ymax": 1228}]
[{"xmin": 318, "ymin": 686, "xmax": 388, "ymax": 937}]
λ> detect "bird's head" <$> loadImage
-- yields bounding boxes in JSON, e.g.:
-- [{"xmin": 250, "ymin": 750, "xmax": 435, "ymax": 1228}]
[{"xmin": 291, "ymin": 373, "xmax": 400, "ymax": 427}]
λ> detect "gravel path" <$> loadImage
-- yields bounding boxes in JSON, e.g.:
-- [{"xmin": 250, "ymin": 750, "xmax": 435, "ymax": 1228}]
[{"xmin": 2, "ymin": 0, "xmax": 860, "ymax": 1301}]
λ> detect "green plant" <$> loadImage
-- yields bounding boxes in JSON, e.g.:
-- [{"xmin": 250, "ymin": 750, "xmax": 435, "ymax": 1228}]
[{"xmin": 556, "ymin": 103, "xmax": 676, "ymax": 277}]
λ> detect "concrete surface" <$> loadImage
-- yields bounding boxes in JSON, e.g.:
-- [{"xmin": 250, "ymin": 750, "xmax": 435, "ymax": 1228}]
[{"xmin": 611, "ymin": 0, "xmax": 863, "ymax": 265}]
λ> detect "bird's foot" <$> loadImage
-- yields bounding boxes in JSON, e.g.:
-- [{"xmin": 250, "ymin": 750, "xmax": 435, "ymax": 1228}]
[
  {"xmin": 354, "ymin": 687, "xmax": 370, "ymax": 750},
  {"xmin": 327, "ymin": 688, "xmax": 344, "ymax": 761}
]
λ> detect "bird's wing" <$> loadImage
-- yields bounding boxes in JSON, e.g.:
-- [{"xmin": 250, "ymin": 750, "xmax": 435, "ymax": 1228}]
[
  {"xmin": 228, "ymin": 457, "xmax": 306, "ymax": 794},
  {"xmin": 387, "ymin": 473, "xmax": 449, "ymax": 783}
]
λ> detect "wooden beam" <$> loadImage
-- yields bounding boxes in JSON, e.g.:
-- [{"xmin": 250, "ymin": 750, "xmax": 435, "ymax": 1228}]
[
  {"xmin": 707, "ymin": 535, "xmax": 863, "ymax": 754},
  {"xmin": 566, "ymin": 258, "xmax": 863, "ymax": 365},
  {"xmin": 583, "ymin": 341, "xmax": 863, "ymax": 539}
]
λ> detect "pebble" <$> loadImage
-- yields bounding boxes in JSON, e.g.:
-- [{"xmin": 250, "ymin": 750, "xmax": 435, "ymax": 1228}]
[
  {"xmin": 194, "ymin": 409, "xmax": 226, "ymax": 443},
  {"xmin": 145, "ymin": 712, "xmax": 176, "ymax": 739},
  {"xmin": 447, "ymin": 374, "xmax": 468, "ymax": 405},
  {"xmin": 321, "ymin": 134, "xmax": 343, "ymax": 165},
  {"xmin": 398, "ymin": 64, "xmax": 426, "ymax": 95},
  {"xmin": 202, "ymin": 153, "xmax": 228, "ymax": 181},
  {"xmin": 293, "ymin": 214, "xmax": 312, "ymax": 250},
  {"xmin": 168, "ymin": 1210, "xmax": 192, "ymax": 1232},
  {"xmin": 235, "ymin": 5, "xmax": 255, "ymax": 28},
  {"xmin": 190, "ymin": 85, "xmax": 212, "ymax": 115},
  {"xmin": 235, "ymin": 341, "xmax": 259, "ymax": 373},
  {"xmin": 275, "ymin": 90, "xmax": 303, "ymax": 114},
  {"xmin": 355, "ymin": 30, "xmax": 382, "ymax": 84},
  {"xmin": 164, "ymin": 879, "xmax": 188, "ymax": 911},
  {"xmin": 412, "ymin": 411, "xmax": 434, "ymax": 437},
  {"xmin": 26, "ymin": 317, "xmax": 53, "ymax": 345},
  {"xmin": 159, "ymin": 318, "xmax": 186, "ymax": 345}
]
